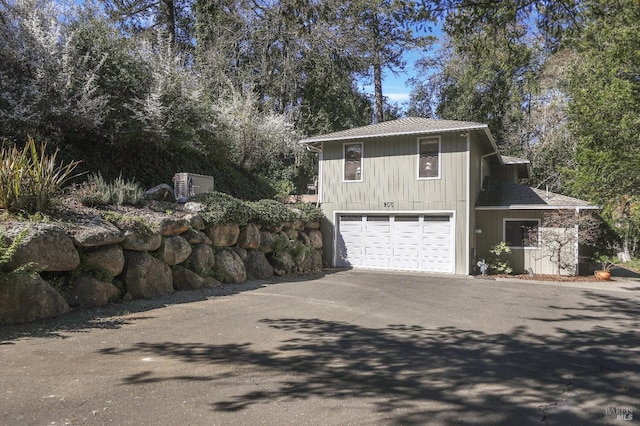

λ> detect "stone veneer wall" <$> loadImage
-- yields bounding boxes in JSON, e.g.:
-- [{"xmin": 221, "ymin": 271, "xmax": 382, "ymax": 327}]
[{"xmin": 0, "ymin": 207, "xmax": 324, "ymax": 325}]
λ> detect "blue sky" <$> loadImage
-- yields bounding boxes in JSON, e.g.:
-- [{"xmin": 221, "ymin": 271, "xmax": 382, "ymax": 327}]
[
  {"xmin": 361, "ymin": 27, "xmax": 444, "ymax": 107},
  {"xmin": 359, "ymin": 50, "xmax": 423, "ymax": 105}
]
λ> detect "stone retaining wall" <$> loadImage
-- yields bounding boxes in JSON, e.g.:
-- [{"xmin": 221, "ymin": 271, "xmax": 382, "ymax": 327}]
[{"xmin": 0, "ymin": 208, "xmax": 324, "ymax": 325}]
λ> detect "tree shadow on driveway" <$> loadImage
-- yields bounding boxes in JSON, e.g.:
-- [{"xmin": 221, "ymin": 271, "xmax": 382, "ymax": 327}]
[{"xmin": 99, "ymin": 290, "xmax": 640, "ymax": 424}]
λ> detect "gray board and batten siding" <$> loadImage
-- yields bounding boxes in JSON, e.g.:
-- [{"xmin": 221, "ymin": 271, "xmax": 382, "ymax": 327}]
[{"xmin": 303, "ymin": 118, "xmax": 496, "ymax": 275}]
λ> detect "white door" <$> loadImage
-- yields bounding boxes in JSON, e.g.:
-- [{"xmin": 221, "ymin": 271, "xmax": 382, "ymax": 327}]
[{"xmin": 336, "ymin": 214, "xmax": 454, "ymax": 273}]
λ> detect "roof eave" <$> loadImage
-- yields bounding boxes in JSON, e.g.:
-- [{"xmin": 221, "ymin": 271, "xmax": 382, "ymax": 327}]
[
  {"xmin": 299, "ymin": 124, "xmax": 492, "ymax": 144},
  {"xmin": 475, "ymin": 205, "xmax": 600, "ymax": 210}
]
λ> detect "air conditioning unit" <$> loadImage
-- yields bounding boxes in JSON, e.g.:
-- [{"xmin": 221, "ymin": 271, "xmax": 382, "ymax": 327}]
[{"xmin": 173, "ymin": 173, "xmax": 214, "ymax": 201}]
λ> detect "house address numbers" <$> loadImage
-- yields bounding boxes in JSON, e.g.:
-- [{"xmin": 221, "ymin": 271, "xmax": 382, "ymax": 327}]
[{"xmin": 383, "ymin": 202, "xmax": 395, "ymax": 208}]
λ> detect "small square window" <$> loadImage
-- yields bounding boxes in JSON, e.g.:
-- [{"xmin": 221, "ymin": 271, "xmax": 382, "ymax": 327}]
[
  {"xmin": 418, "ymin": 138, "xmax": 440, "ymax": 179},
  {"xmin": 344, "ymin": 143, "xmax": 362, "ymax": 181},
  {"xmin": 504, "ymin": 220, "xmax": 539, "ymax": 248}
]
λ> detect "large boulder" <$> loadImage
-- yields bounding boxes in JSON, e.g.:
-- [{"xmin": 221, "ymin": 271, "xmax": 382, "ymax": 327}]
[
  {"xmin": 2, "ymin": 223, "xmax": 80, "ymax": 272},
  {"xmin": 121, "ymin": 228, "xmax": 162, "ymax": 252},
  {"xmin": 283, "ymin": 228, "xmax": 298, "ymax": 240},
  {"xmin": 308, "ymin": 230, "xmax": 323, "ymax": 249},
  {"xmin": 143, "ymin": 184, "xmax": 175, "ymax": 202},
  {"xmin": 311, "ymin": 249, "xmax": 323, "ymax": 270},
  {"xmin": 300, "ymin": 249, "xmax": 323, "ymax": 272},
  {"xmin": 298, "ymin": 231, "xmax": 311, "ymax": 247},
  {"xmin": 259, "ymin": 231, "xmax": 276, "ymax": 254},
  {"xmin": 123, "ymin": 251, "xmax": 173, "ymax": 298},
  {"xmin": 185, "ymin": 214, "xmax": 206, "ymax": 231},
  {"xmin": 82, "ymin": 245, "xmax": 125, "ymax": 277},
  {"xmin": 238, "ymin": 224, "xmax": 261, "ymax": 249},
  {"xmin": 232, "ymin": 247, "xmax": 247, "ymax": 261},
  {"xmin": 67, "ymin": 274, "xmax": 121, "ymax": 308},
  {"xmin": 187, "ymin": 244, "xmax": 215, "ymax": 274},
  {"xmin": 306, "ymin": 220, "xmax": 321, "ymax": 230},
  {"xmin": 269, "ymin": 251, "xmax": 295, "ymax": 276},
  {"xmin": 172, "ymin": 265, "xmax": 207, "ymax": 290},
  {"xmin": 154, "ymin": 217, "xmax": 190, "ymax": 236},
  {"xmin": 291, "ymin": 220, "xmax": 305, "ymax": 231},
  {"xmin": 69, "ymin": 219, "xmax": 124, "ymax": 248},
  {"xmin": 0, "ymin": 274, "xmax": 70, "ymax": 324},
  {"xmin": 245, "ymin": 251, "xmax": 274, "ymax": 280},
  {"xmin": 206, "ymin": 224, "xmax": 240, "ymax": 247},
  {"xmin": 214, "ymin": 249, "xmax": 247, "ymax": 283},
  {"xmin": 181, "ymin": 229, "xmax": 212, "ymax": 245},
  {"xmin": 157, "ymin": 236, "xmax": 192, "ymax": 266}
]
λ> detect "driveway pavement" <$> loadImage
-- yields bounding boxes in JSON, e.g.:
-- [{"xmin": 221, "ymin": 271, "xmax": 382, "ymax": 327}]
[{"xmin": 1, "ymin": 270, "xmax": 639, "ymax": 425}]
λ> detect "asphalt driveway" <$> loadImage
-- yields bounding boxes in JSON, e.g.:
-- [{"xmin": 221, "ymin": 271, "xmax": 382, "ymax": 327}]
[{"xmin": 1, "ymin": 270, "xmax": 639, "ymax": 425}]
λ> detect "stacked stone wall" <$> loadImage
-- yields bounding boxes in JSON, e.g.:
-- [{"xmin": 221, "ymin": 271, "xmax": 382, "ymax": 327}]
[{"xmin": 0, "ymin": 209, "xmax": 324, "ymax": 325}]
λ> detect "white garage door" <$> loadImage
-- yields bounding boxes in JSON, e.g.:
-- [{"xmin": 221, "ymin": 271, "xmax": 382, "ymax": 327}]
[{"xmin": 336, "ymin": 214, "xmax": 454, "ymax": 273}]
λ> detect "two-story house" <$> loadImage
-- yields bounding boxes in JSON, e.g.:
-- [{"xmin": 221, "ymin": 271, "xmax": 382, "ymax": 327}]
[{"xmin": 300, "ymin": 117, "xmax": 598, "ymax": 275}]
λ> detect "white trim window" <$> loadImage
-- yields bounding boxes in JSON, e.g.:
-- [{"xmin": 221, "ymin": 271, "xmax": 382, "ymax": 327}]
[
  {"xmin": 504, "ymin": 219, "xmax": 540, "ymax": 248},
  {"xmin": 344, "ymin": 142, "xmax": 363, "ymax": 182},
  {"xmin": 418, "ymin": 136, "xmax": 441, "ymax": 179}
]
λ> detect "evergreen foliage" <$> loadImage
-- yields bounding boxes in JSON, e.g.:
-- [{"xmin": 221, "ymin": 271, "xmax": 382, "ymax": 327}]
[
  {"xmin": 566, "ymin": 0, "xmax": 640, "ymax": 258},
  {"xmin": 196, "ymin": 192, "xmax": 323, "ymax": 226}
]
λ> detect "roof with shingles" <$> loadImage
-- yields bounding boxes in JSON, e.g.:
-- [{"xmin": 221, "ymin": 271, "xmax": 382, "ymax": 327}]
[
  {"xmin": 299, "ymin": 117, "xmax": 491, "ymax": 144},
  {"xmin": 476, "ymin": 181, "xmax": 598, "ymax": 209},
  {"xmin": 501, "ymin": 155, "xmax": 530, "ymax": 165}
]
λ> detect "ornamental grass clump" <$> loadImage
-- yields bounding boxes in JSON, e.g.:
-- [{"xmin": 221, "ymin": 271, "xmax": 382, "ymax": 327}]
[
  {"xmin": 0, "ymin": 136, "xmax": 81, "ymax": 213},
  {"xmin": 78, "ymin": 173, "xmax": 144, "ymax": 207}
]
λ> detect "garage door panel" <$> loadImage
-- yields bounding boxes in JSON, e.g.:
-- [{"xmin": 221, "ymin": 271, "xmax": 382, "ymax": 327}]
[
  {"xmin": 423, "ymin": 247, "xmax": 451, "ymax": 257},
  {"xmin": 424, "ymin": 226, "xmax": 451, "ymax": 235},
  {"xmin": 365, "ymin": 236, "xmax": 392, "ymax": 245},
  {"xmin": 365, "ymin": 257, "xmax": 393, "ymax": 267},
  {"xmin": 365, "ymin": 246, "xmax": 393, "ymax": 256},
  {"xmin": 395, "ymin": 259, "xmax": 421, "ymax": 269},
  {"xmin": 338, "ymin": 213, "xmax": 454, "ymax": 273},
  {"xmin": 365, "ymin": 223, "xmax": 392, "ymax": 232},
  {"xmin": 394, "ymin": 246, "xmax": 420, "ymax": 256}
]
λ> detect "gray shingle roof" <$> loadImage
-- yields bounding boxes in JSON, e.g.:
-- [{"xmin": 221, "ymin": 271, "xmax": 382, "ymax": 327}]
[
  {"xmin": 501, "ymin": 155, "xmax": 530, "ymax": 165},
  {"xmin": 476, "ymin": 181, "xmax": 598, "ymax": 209},
  {"xmin": 299, "ymin": 117, "xmax": 491, "ymax": 144}
]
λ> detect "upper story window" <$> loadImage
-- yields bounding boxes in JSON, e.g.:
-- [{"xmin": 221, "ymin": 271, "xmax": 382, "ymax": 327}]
[
  {"xmin": 418, "ymin": 137, "xmax": 440, "ymax": 179},
  {"xmin": 504, "ymin": 219, "xmax": 540, "ymax": 248},
  {"xmin": 344, "ymin": 142, "xmax": 362, "ymax": 181}
]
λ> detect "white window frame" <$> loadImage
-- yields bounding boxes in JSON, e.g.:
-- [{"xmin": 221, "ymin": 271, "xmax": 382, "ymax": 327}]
[
  {"xmin": 417, "ymin": 136, "xmax": 441, "ymax": 180},
  {"xmin": 503, "ymin": 218, "xmax": 541, "ymax": 249},
  {"xmin": 343, "ymin": 142, "xmax": 363, "ymax": 182}
]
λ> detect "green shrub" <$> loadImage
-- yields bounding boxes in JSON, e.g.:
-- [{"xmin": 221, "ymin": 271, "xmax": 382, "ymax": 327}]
[
  {"xmin": 292, "ymin": 203, "xmax": 324, "ymax": 223},
  {"xmin": 489, "ymin": 241, "xmax": 513, "ymax": 274},
  {"xmin": 273, "ymin": 179, "xmax": 295, "ymax": 202},
  {"xmin": 249, "ymin": 199, "xmax": 297, "ymax": 227},
  {"xmin": 196, "ymin": 191, "xmax": 323, "ymax": 228},
  {"xmin": 0, "ymin": 136, "xmax": 81, "ymax": 213},
  {"xmin": 196, "ymin": 192, "xmax": 252, "ymax": 225},
  {"xmin": 271, "ymin": 235, "xmax": 310, "ymax": 266}
]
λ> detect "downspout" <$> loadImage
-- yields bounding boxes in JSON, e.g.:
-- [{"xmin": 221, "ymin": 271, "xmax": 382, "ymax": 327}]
[
  {"xmin": 305, "ymin": 143, "xmax": 322, "ymax": 206},
  {"xmin": 575, "ymin": 207, "xmax": 580, "ymax": 276},
  {"xmin": 465, "ymin": 133, "xmax": 471, "ymax": 274},
  {"xmin": 480, "ymin": 151, "xmax": 498, "ymax": 190}
]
